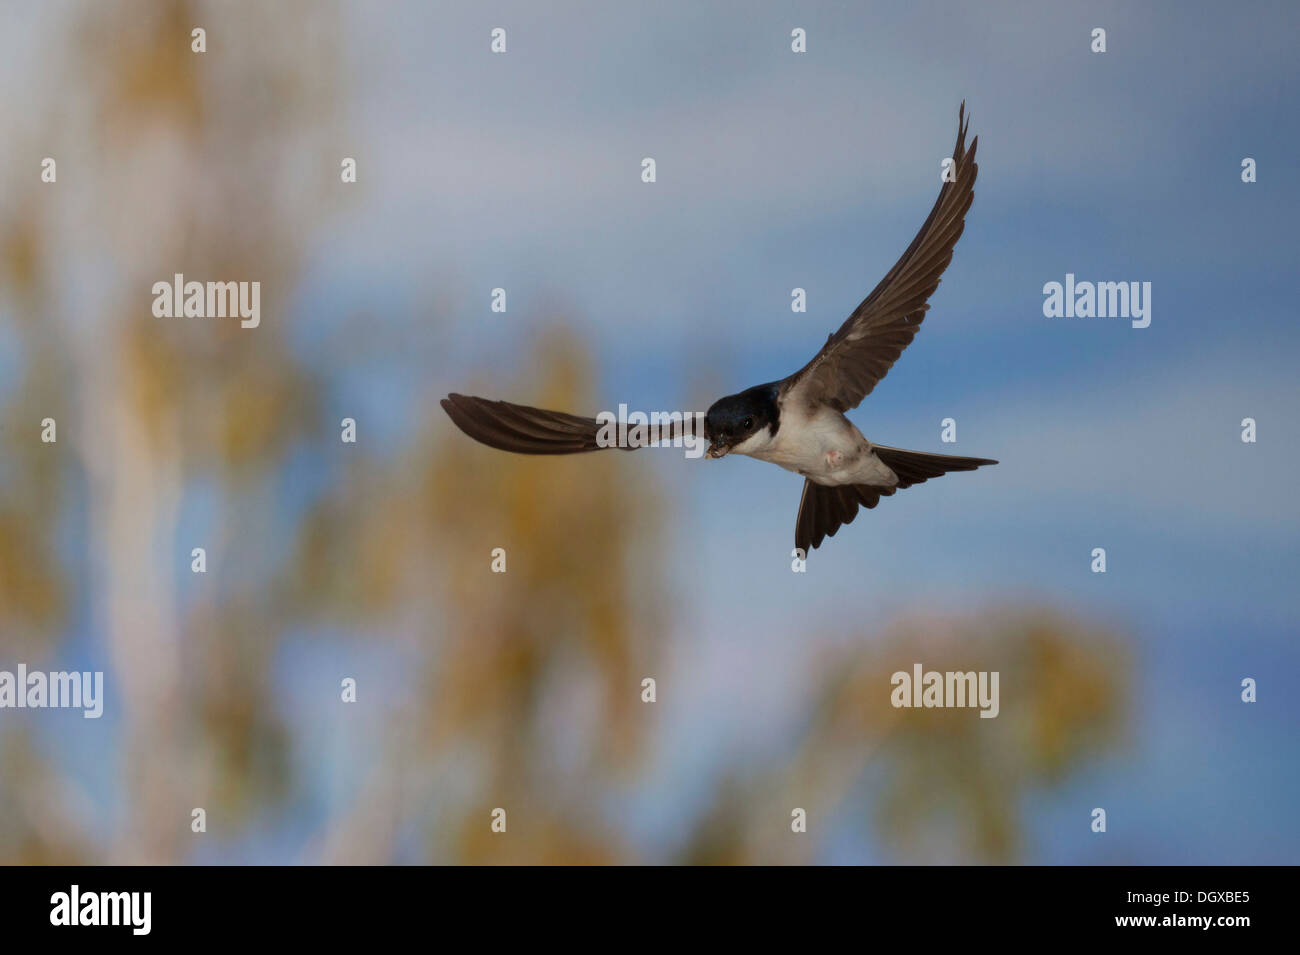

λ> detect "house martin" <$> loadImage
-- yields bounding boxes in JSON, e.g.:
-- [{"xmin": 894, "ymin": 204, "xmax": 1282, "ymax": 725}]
[{"xmin": 442, "ymin": 103, "xmax": 996, "ymax": 555}]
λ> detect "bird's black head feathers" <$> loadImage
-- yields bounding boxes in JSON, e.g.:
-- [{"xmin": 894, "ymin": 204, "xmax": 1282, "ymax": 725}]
[{"xmin": 704, "ymin": 383, "xmax": 780, "ymax": 457}]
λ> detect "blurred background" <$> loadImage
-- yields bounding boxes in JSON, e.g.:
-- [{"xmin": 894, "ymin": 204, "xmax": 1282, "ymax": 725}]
[{"xmin": 0, "ymin": 0, "xmax": 1296, "ymax": 864}]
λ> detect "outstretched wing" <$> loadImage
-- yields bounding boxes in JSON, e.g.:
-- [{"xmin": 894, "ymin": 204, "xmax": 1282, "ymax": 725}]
[
  {"xmin": 441, "ymin": 393, "xmax": 696, "ymax": 455},
  {"xmin": 783, "ymin": 103, "xmax": 979, "ymax": 413}
]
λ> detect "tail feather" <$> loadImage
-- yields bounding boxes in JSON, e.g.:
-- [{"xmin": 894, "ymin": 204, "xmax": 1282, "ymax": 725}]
[
  {"xmin": 794, "ymin": 447, "xmax": 997, "ymax": 554},
  {"xmin": 871, "ymin": 445, "xmax": 998, "ymax": 489}
]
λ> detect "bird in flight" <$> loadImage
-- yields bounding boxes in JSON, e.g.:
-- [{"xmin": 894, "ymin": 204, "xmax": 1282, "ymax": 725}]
[{"xmin": 442, "ymin": 103, "xmax": 996, "ymax": 556}]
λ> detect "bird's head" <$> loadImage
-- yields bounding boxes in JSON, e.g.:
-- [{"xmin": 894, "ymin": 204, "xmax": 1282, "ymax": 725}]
[{"xmin": 704, "ymin": 384, "xmax": 779, "ymax": 458}]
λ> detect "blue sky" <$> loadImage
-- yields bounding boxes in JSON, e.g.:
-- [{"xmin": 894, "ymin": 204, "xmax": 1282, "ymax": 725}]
[
  {"xmin": 310, "ymin": 2, "xmax": 1299, "ymax": 861},
  {"xmin": 327, "ymin": 1, "xmax": 1299, "ymax": 862}
]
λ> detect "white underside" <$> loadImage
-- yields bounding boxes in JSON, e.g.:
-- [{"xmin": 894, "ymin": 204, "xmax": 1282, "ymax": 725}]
[{"xmin": 730, "ymin": 404, "xmax": 897, "ymax": 487}]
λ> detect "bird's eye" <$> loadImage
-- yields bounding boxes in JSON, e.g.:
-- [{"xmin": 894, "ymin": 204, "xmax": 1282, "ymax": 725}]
[{"xmin": 743, "ymin": 417, "xmax": 753, "ymax": 430}]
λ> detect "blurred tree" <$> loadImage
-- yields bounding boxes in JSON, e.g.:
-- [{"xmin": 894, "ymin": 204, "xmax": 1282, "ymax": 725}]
[
  {"xmin": 289, "ymin": 327, "xmax": 666, "ymax": 864},
  {"xmin": 0, "ymin": 0, "xmax": 667, "ymax": 866},
  {"xmin": 0, "ymin": 0, "xmax": 340, "ymax": 862},
  {"xmin": 684, "ymin": 609, "xmax": 1129, "ymax": 864}
]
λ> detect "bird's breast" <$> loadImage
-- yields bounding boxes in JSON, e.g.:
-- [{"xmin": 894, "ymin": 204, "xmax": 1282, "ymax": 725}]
[{"xmin": 740, "ymin": 405, "xmax": 876, "ymax": 483}]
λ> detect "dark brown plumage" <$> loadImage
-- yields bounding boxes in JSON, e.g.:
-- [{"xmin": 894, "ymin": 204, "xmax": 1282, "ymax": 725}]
[
  {"xmin": 783, "ymin": 102, "xmax": 979, "ymax": 414},
  {"xmin": 440, "ymin": 393, "xmax": 696, "ymax": 454}
]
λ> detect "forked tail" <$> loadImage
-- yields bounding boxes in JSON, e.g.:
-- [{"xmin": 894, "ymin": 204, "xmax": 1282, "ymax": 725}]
[{"xmin": 795, "ymin": 446, "xmax": 997, "ymax": 554}]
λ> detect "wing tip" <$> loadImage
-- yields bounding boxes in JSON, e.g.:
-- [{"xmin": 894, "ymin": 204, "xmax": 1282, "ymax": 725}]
[{"xmin": 953, "ymin": 101, "xmax": 978, "ymax": 168}]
